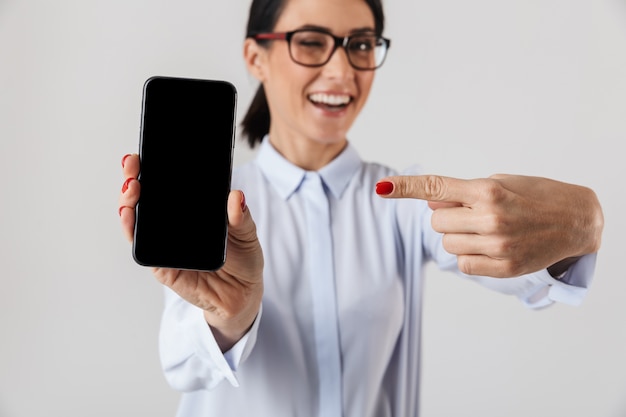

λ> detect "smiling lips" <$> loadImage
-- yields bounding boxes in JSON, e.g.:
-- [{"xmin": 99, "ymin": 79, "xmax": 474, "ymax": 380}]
[{"xmin": 308, "ymin": 92, "xmax": 352, "ymax": 111}]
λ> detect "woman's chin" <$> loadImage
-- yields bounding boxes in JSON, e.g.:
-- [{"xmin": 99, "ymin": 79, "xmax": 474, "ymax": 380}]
[{"xmin": 308, "ymin": 130, "xmax": 349, "ymax": 146}]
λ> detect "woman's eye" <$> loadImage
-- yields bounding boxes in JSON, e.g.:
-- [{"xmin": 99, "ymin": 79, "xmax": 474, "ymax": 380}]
[
  {"xmin": 350, "ymin": 39, "xmax": 374, "ymax": 52},
  {"xmin": 298, "ymin": 39, "xmax": 326, "ymax": 48},
  {"xmin": 294, "ymin": 33, "xmax": 328, "ymax": 47}
]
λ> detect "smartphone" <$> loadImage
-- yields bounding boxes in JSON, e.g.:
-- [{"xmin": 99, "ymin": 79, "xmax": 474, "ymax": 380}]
[{"xmin": 132, "ymin": 76, "xmax": 237, "ymax": 271}]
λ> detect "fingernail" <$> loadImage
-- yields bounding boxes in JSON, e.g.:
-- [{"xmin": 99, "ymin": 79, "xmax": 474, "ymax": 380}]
[
  {"xmin": 122, "ymin": 178, "xmax": 133, "ymax": 193},
  {"xmin": 121, "ymin": 154, "xmax": 131, "ymax": 168},
  {"xmin": 240, "ymin": 192, "xmax": 247, "ymax": 212},
  {"xmin": 375, "ymin": 181, "xmax": 394, "ymax": 195}
]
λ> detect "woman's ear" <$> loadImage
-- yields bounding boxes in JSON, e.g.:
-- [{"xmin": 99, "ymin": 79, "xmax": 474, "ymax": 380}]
[{"xmin": 244, "ymin": 38, "xmax": 266, "ymax": 82}]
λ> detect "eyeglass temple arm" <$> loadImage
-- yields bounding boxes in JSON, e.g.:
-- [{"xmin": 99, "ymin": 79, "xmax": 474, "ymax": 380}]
[{"xmin": 253, "ymin": 33, "xmax": 288, "ymax": 40}]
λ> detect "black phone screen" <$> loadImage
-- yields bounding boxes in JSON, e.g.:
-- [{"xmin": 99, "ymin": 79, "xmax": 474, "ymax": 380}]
[{"xmin": 132, "ymin": 76, "xmax": 237, "ymax": 271}]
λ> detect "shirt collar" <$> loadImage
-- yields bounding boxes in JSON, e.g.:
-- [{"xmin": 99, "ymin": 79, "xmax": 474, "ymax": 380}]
[{"xmin": 255, "ymin": 135, "xmax": 362, "ymax": 200}]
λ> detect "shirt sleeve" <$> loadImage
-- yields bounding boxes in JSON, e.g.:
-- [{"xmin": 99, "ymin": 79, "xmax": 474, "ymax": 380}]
[
  {"xmin": 454, "ymin": 254, "xmax": 596, "ymax": 309},
  {"xmin": 158, "ymin": 286, "xmax": 262, "ymax": 392}
]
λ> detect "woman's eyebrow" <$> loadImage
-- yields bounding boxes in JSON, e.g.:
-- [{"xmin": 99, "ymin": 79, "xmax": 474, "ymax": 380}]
[
  {"xmin": 294, "ymin": 24, "xmax": 376, "ymax": 34},
  {"xmin": 296, "ymin": 24, "xmax": 332, "ymax": 32},
  {"xmin": 350, "ymin": 27, "xmax": 377, "ymax": 34}
]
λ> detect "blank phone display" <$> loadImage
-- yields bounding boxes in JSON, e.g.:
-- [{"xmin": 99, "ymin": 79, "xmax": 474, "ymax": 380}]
[{"xmin": 133, "ymin": 76, "xmax": 237, "ymax": 271}]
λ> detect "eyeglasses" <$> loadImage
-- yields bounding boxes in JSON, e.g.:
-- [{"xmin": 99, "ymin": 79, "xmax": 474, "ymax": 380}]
[{"xmin": 251, "ymin": 29, "xmax": 391, "ymax": 71}]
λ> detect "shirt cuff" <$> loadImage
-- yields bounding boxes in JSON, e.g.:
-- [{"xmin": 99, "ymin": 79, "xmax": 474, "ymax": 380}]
[
  {"xmin": 521, "ymin": 253, "xmax": 597, "ymax": 308},
  {"xmin": 222, "ymin": 304, "xmax": 263, "ymax": 371},
  {"xmin": 185, "ymin": 303, "xmax": 263, "ymax": 388},
  {"xmin": 463, "ymin": 253, "xmax": 598, "ymax": 309}
]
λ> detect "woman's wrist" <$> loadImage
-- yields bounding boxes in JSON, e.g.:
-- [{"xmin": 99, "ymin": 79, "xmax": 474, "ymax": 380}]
[{"xmin": 204, "ymin": 297, "xmax": 262, "ymax": 352}]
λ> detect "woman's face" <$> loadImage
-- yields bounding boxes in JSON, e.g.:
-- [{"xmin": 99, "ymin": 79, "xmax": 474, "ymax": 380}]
[{"xmin": 251, "ymin": 0, "xmax": 377, "ymax": 148}]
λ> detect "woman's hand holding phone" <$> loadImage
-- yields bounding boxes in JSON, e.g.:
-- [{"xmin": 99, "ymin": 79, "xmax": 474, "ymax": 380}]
[{"xmin": 119, "ymin": 154, "xmax": 264, "ymax": 352}]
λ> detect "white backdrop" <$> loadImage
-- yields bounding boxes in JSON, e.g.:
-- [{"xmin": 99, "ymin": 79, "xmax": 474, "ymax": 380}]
[{"xmin": 1, "ymin": 0, "xmax": 625, "ymax": 416}]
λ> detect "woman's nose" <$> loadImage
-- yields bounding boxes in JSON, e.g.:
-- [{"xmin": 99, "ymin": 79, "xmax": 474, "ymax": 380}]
[{"xmin": 321, "ymin": 47, "xmax": 355, "ymax": 79}]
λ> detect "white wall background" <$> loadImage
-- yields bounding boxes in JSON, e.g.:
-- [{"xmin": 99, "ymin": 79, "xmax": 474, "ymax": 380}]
[{"xmin": 1, "ymin": 0, "xmax": 624, "ymax": 416}]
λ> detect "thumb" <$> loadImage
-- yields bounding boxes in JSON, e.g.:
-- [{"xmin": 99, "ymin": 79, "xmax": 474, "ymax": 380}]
[
  {"xmin": 224, "ymin": 190, "xmax": 264, "ymax": 281},
  {"xmin": 227, "ymin": 190, "xmax": 257, "ymax": 244},
  {"xmin": 227, "ymin": 190, "xmax": 261, "ymax": 257}
]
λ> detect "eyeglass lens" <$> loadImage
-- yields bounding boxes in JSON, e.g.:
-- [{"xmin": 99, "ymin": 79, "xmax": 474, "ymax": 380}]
[{"xmin": 289, "ymin": 31, "xmax": 386, "ymax": 69}]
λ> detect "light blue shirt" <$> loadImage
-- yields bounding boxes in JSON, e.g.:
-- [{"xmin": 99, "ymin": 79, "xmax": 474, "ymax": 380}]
[{"xmin": 159, "ymin": 139, "xmax": 596, "ymax": 417}]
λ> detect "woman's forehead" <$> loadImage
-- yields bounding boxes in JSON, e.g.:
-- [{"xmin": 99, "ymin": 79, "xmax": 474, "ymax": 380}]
[{"xmin": 274, "ymin": 0, "xmax": 375, "ymax": 33}]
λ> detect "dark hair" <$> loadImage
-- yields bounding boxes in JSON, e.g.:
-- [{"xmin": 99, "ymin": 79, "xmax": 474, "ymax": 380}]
[{"xmin": 240, "ymin": 0, "xmax": 386, "ymax": 148}]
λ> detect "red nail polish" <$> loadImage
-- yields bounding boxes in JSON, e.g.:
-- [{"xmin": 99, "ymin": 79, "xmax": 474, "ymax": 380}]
[
  {"xmin": 121, "ymin": 154, "xmax": 131, "ymax": 168},
  {"xmin": 240, "ymin": 192, "xmax": 247, "ymax": 212},
  {"xmin": 376, "ymin": 181, "xmax": 394, "ymax": 195},
  {"xmin": 122, "ymin": 178, "xmax": 133, "ymax": 193}
]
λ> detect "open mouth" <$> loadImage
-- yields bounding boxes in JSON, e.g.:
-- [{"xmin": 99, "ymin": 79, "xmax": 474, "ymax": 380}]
[{"xmin": 308, "ymin": 93, "xmax": 352, "ymax": 112}]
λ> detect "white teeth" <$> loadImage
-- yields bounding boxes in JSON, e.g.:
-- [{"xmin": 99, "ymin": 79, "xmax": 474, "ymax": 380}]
[{"xmin": 308, "ymin": 93, "xmax": 351, "ymax": 106}]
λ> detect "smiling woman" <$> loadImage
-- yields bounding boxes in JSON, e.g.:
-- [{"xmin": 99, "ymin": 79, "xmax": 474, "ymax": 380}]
[
  {"xmin": 2, "ymin": 0, "xmax": 625, "ymax": 415},
  {"xmin": 114, "ymin": 0, "xmax": 605, "ymax": 416}
]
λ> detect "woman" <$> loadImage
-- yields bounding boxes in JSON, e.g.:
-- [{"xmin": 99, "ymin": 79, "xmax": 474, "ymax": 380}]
[{"xmin": 119, "ymin": 0, "xmax": 603, "ymax": 415}]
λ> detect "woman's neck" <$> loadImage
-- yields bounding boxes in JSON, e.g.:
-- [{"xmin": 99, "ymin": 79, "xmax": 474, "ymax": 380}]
[{"xmin": 267, "ymin": 127, "xmax": 348, "ymax": 171}]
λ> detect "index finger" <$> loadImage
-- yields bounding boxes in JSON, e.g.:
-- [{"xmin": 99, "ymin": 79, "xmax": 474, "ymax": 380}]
[
  {"xmin": 375, "ymin": 175, "xmax": 479, "ymax": 205},
  {"xmin": 122, "ymin": 153, "xmax": 140, "ymax": 179}
]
